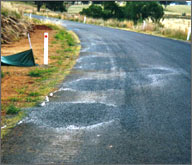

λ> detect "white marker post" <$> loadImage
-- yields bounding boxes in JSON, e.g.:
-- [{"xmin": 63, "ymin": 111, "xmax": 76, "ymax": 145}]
[
  {"xmin": 83, "ymin": 16, "xmax": 86, "ymax": 24},
  {"xmin": 44, "ymin": 33, "xmax": 48, "ymax": 65},
  {"xmin": 187, "ymin": 27, "xmax": 191, "ymax": 41},
  {"xmin": 142, "ymin": 20, "xmax": 146, "ymax": 30},
  {"xmin": 29, "ymin": 13, "xmax": 32, "ymax": 19},
  {"xmin": 28, "ymin": 33, "xmax": 32, "ymax": 49}
]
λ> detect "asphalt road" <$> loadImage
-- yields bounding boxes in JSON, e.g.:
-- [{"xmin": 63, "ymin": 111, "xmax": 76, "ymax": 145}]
[{"xmin": 1, "ymin": 15, "xmax": 191, "ymax": 164}]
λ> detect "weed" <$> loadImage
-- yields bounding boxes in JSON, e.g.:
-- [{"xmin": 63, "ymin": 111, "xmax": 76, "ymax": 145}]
[
  {"xmin": 51, "ymin": 41, "xmax": 57, "ymax": 44},
  {"xmin": 28, "ymin": 67, "xmax": 57, "ymax": 77},
  {"xmin": 50, "ymin": 55, "xmax": 61, "ymax": 60},
  {"xmin": 55, "ymin": 30, "xmax": 67, "ymax": 40},
  {"xmin": 57, "ymin": 60, "xmax": 63, "ymax": 65},
  {"xmin": 25, "ymin": 97, "xmax": 40, "ymax": 102},
  {"xmin": 64, "ymin": 48, "xmax": 73, "ymax": 52},
  {"xmin": 6, "ymin": 72, "xmax": 10, "ymax": 75},
  {"xmin": 28, "ymin": 92, "xmax": 40, "ymax": 96},
  {"xmin": 1, "ymin": 70, "xmax": 4, "ymax": 78},
  {"xmin": 15, "ymin": 87, "xmax": 26, "ymax": 94},
  {"xmin": 9, "ymin": 97, "xmax": 19, "ymax": 102},
  {"xmin": 28, "ymin": 69, "xmax": 42, "ymax": 77},
  {"xmin": 6, "ymin": 104, "xmax": 21, "ymax": 114},
  {"xmin": 66, "ymin": 33, "xmax": 75, "ymax": 46}
]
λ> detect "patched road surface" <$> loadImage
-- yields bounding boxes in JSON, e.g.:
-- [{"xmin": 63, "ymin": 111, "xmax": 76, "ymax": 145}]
[{"xmin": 1, "ymin": 15, "xmax": 191, "ymax": 164}]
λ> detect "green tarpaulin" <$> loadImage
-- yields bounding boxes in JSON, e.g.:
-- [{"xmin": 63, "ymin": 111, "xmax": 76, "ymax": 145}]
[{"xmin": 1, "ymin": 49, "xmax": 36, "ymax": 67}]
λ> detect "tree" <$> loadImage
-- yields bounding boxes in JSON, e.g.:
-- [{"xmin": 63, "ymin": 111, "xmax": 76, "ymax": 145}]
[
  {"xmin": 81, "ymin": 1, "xmax": 89, "ymax": 5},
  {"xmin": 92, "ymin": 1, "xmax": 103, "ymax": 4},
  {"xmin": 35, "ymin": 1, "xmax": 66, "ymax": 12},
  {"xmin": 148, "ymin": 2, "xmax": 164, "ymax": 23},
  {"xmin": 80, "ymin": 5, "xmax": 103, "ymax": 18},
  {"xmin": 103, "ymin": 1, "xmax": 123, "ymax": 19},
  {"xmin": 124, "ymin": 2, "xmax": 164, "ymax": 24},
  {"xmin": 45, "ymin": 2, "xmax": 66, "ymax": 12},
  {"xmin": 80, "ymin": 1, "xmax": 164, "ymax": 23},
  {"xmin": 35, "ymin": 1, "xmax": 43, "ymax": 12},
  {"xmin": 124, "ymin": 2, "xmax": 145, "ymax": 24}
]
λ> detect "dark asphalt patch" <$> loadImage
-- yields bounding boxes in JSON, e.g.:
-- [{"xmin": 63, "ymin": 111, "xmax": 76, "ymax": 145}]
[{"xmin": 25, "ymin": 103, "xmax": 120, "ymax": 128}]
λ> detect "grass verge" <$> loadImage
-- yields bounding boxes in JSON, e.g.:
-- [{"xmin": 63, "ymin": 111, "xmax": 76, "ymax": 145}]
[{"xmin": 1, "ymin": 23, "xmax": 81, "ymax": 139}]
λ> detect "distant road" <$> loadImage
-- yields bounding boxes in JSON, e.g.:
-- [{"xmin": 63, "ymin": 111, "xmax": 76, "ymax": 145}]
[{"xmin": 2, "ymin": 15, "xmax": 191, "ymax": 164}]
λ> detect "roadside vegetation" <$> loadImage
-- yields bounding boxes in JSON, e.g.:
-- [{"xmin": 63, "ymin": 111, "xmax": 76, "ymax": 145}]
[
  {"xmin": 5, "ymin": 1, "xmax": 189, "ymax": 41},
  {"xmin": 79, "ymin": 2, "xmax": 190, "ymax": 40},
  {"xmin": 1, "ymin": 3, "xmax": 80, "ymax": 138},
  {"xmin": 81, "ymin": 2, "xmax": 164, "ymax": 24},
  {"xmin": 1, "ymin": 2, "xmax": 34, "ymax": 44}
]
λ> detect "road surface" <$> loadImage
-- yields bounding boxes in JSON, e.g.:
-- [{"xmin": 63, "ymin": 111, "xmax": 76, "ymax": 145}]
[{"xmin": 1, "ymin": 15, "xmax": 191, "ymax": 164}]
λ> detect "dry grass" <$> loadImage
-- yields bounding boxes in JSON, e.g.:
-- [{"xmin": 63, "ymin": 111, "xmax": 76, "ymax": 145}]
[
  {"xmin": 2, "ymin": 1, "xmax": 191, "ymax": 41},
  {"xmin": 67, "ymin": 4, "xmax": 90, "ymax": 14},
  {"xmin": 164, "ymin": 5, "xmax": 191, "ymax": 16},
  {"xmin": 161, "ymin": 18, "xmax": 191, "ymax": 31},
  {"xmin": 1, "ymin": 1, "xmax": 20, "ymax": 14}
]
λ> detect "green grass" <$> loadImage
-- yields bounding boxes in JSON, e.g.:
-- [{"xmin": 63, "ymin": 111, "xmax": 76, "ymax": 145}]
[
  {"xmin": 54, "ymin": 30, "xmax": 68, "ymax": 40},
  {"xmin": 51, "ymin": 40, "xmax": 57, "ymax": 44},
  {"xmin": 6, "ymin": 104, "xmax": 21, "ymax": 114},
  {"xmin": 15, "ymin": 87, "xmax": 27, "ymax": 94},
  {"xmin": 1, "ymin": 70, "xmax": 4, "ymax": 78},
  {"xmin": 55, "ymin": 30, "xmax": 76, "ymax": 46},
  {"xmin": 28, "ymin": 67, "xmax": 57, "ymax": 77},
  {"xmin": 9, "ymin": 97, "xmax": 20, "ymax": 102},
  {"xmin": 28, "ymin": 92, "xmax": 40, "ymax": 96},
  {"xmin": 25, "ymin": 97, "xmax": 40, "ymax": 102}
]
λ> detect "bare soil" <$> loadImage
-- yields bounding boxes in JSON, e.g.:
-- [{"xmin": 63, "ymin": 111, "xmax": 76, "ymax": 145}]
[{"xmin": 1, "ymin": 25, "xmax": 59, "ymax": 113}]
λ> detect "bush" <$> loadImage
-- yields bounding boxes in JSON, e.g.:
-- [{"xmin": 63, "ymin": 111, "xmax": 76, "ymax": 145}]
[
  {"xmin": 6, "ymin": 104, "xmax": 21, "ymax": 114},
  {"xmin": 80, "ymin": 2, "xmax": 164, "ymax": 24},
  {"xmin": 45, "ymin": 2, "xmax": 66, "ymax": 12},
  {"xmin": 103, "ymin": 1, "xmax": 124, "ymax": 20},
  {"xmin": 80, "ymin": 5, "xmax": 103, "ymax": 19},
  {"xmin": 124, "ymin": 2, "xmax": 164, "ymax": 24}
]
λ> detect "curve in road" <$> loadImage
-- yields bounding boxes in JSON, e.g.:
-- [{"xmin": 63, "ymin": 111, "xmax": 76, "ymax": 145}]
[{"xmin": 2, "ymin": 15, "xmax": 191, "ymax": 164}]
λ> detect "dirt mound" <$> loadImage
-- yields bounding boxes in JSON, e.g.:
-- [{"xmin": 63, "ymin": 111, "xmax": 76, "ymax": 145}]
[
  {"xmin": 1, "ymin": 15, "xmax": 34, "ymax": 44},
  {"xmin": 34, "ymin": 25, "xmax": 52, "ymax": 30}
]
